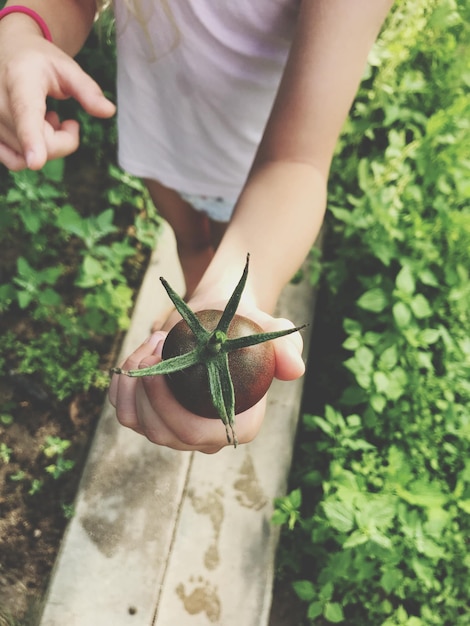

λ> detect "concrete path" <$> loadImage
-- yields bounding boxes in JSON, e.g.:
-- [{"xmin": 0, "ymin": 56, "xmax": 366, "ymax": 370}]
[{"xmin": 39, "ymin": 223, "xmax": 316, "ymax": 626}]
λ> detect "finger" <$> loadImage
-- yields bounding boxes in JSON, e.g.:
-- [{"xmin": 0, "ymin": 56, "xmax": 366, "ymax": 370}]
[
  {"xmin": 44, "ymin": 118, "xmax": 81, "ymax": 159},
  {"xmin": 134, "ymin": 381, "xmax": 190, "ymax": 448},
  {"xmin": 109, "ymin": 332, "xmax": 166, "ymax": 428},
  {"xmin": 53, "ymin": 57, "xmax": 116, "ymax": 119},
  {"xmin": 20, "ymin": 119, "xmax": 80, "ymax": 170},
  {"xmin": 0, "ymin": 141, "xmax": 27, "ymax": 170},
  {"xmin": 140, "ymin": 358, "xmax": 266, "ymax": 451},
  {"xmin": 109, "ymin": 332, "xmax": 165, "ymax": 404},
  {"xmin": 138, "ymin": 356, "xmax": 226, "ymax": 447},
  {"xmin": 45, "ymin": 110, "xmax": 61, "ymax": 130},
  {"xmin": 113, "ymin": 376, "xmax": 140, "ymax": 429},
  {"xmin": 138, "ymin": 381, "xmax": 236, "ymax": 453},
  {"xmin": 7, "ymin": 71, "xmax": 49, "ymax": 168},
  {"xmin": 269, "ymin": 316, "xmax": 304, "ymax": 352}
]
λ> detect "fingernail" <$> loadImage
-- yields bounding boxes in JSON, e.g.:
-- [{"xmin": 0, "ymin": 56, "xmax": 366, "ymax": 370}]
[
  {"xmin": 25, "ymin": 150, "xmax": 36, "ymax": 169},
  {"xmin": 152, "ymin": 338, "xmax": 165, "ymax": 357},
  {"xmin": 144, "ymin": 331, "xmax": 165, "ymax": 348}
]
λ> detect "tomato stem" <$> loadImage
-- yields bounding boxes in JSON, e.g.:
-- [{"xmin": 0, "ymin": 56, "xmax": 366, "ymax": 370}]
[
  {"xmin": 159, "ymin": 276, "xmax": 209, "ymax": 343},
  {"xmin": 214, "ymin": 253, "xmax": 250, "ymax": 335}
]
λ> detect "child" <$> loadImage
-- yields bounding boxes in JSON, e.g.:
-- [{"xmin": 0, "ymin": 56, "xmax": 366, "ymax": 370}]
[{"xmin": 0, "ymin": 0, "xmax": 394, "ymax": 452}]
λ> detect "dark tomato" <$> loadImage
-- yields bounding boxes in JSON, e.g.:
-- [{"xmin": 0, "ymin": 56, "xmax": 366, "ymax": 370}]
[{"xmin": 162, "ymin": 310, "xmax": 276, "ymax": 418}]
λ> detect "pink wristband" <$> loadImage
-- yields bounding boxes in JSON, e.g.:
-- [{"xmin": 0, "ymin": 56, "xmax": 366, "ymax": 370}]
[{"xmin": 0, "ymin": 5, "xmax": 52, "ymax": 42}]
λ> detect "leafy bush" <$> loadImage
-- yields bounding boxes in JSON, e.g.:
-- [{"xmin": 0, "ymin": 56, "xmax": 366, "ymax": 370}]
[{"xmin": 274, "ymin": 1, "xmax": 470, "ymax": 624}]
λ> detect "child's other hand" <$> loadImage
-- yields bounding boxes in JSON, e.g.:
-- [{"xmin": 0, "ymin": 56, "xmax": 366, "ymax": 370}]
[
  {"xmin": 108, "ymin": 307, "xmax": 305, "ymax": 453},
  {"xmin": 0, "ymin": 26, "xmax": 115, "ymax": 170}
]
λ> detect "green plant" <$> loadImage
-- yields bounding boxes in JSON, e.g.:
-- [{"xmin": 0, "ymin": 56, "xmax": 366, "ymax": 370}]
[
  {"xmin": 0, "ymin": 409, "xmax": 14, "ymax": 426},
  {"xmin": 1, "ymin": 329, "xmax": 103, "ymax": 402},
  {"xmin": 272, "ymin": 488, "xmax": 302, "ymax": 531},
  {"xmin": 108, "ymin": 167, "xmax": 162, "ymax": 247},
  {"xmin": 274, "ymin": 1, "xmax": 470, "ymax": 623},
  {"xmin": 56, "ymin": 203, "xmax": 141, "ymax": 333},
  {"xmin": 0, "ymin": 443, "xmax": 12, "ymax": 464},
  {"xmin": 56, "ymin": 205, "xmax": 118, "ymax": 251},
  {"xmin": 43, "ymin": 436, "xmax": 75, "ymax": 480},
  {"xmin": 28, "ymin": 479, "xmax": 44, "ymax": 496},
  {"xmin": 13, "ymin": 256, "xmax": 63, "ymax": 310},
  {"xmin": 5, "ymin": 164, "xmax": 65, "ymax": 236},
  {"xmin": 61, "ymin": 502, "xmax": 75, "ymax": 519},
  {"xmin": 9, "ymin": 470, "xmax": 26, "ymax": 482}
]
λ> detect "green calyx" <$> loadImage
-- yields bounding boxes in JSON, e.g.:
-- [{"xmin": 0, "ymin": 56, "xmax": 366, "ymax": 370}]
[{"xmin": 111, "ymin": 254, "xmax": 306, "ymax": 447}]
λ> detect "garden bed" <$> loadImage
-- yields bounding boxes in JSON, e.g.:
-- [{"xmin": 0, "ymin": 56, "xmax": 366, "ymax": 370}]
[
  {"xmin": 270, "ymin": 2, "xmax": 470, "ymax": 624},
  {"xmin": 0, "ymin": 152, "xmax": 160, "ymax": 625}
]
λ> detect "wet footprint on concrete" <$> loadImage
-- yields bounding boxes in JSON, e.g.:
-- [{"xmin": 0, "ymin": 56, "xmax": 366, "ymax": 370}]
[
  {"xmin": 176, "ymin": 576, "xmax": 221, "ymax": 623},
  {"xmin": 233, "ymin": 450, "xmax": 268, "ymax": 511},
  {"xmin": 188, "ymin": 487, "xmax": 224, "ymax": 570}
]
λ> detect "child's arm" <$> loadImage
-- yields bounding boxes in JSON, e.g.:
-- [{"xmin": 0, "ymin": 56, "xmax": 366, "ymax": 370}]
[
  {"xmin": 0, "ymin": 0, "xmax": 115, "ymax": 170},
  {"xmin": 110, "ymin": 0, "xmax": 395, "ymax": 452},
  {"xmin": 196, "ymin": 0, "xmax": 395, "ymax": 313}
]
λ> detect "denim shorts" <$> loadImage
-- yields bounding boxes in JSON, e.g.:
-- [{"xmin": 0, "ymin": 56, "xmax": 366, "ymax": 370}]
[{"xmin": 179, "ymin": 192, "xmax": 236, "ymax": 223}]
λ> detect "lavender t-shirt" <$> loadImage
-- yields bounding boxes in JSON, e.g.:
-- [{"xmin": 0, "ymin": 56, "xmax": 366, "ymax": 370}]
[{"xmin": 115, "ymin": 0, "xmax": 299, "ymax": 199}]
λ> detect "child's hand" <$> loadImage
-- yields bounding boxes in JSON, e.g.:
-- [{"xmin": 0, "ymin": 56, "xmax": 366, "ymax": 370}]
[
  {"xmin": 0, "ymin": 26, "xmax": 115, "ymax": 170},
  {"xmin": 108, "ymin": 306, "xmax": 305, "ymax": 453}
]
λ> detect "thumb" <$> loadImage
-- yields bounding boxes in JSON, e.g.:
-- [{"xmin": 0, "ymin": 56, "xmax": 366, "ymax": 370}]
[{"xmin": 268, "ymin": 318, "xmax": 306, "ymax": 381}]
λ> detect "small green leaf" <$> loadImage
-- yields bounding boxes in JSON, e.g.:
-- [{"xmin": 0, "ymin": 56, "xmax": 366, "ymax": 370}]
[
  {"xmin": 309, "ymin": 415, "xmax": 334, "ymax": 436},
  {"xmin": 288, "ymin": 488, "xmax": 302, "ymax": 509},
  {"xmin": 370, "ymin": 530, "xmax": 393, "ymax": 550},
  {"xmin": 395, "ymin": 480, "xmax": 448, "ymax": 508},
  {"xmin": 370, "ymin": 393, "xmax": 387, "ymax": 413},
  {"xmin": 56, "ymin": 204, "xmax": 84, "ymax": 237},
  {"xmin": 373, "ymin": 371, "xmax": 389, "ymax": 394},
  {"xmin": 396, "ymin": 265, "xmax": 416, "ymax": 295},
  {"xmin": 393, "ymin": 302, "xmax": 412, "ymax": 328},
  {"xmin": 40, "ymin": 288, "xmax": 62, "ymax": 306},
  {"xmin": 324, "ymin": 602, "xmax": 344, "ymax": 623},
  {"xmin": 342, "ymin": 336, "xmax": 360, "ymax": 350},
  {"xmin": 357, "ymin": 287, "xmax": 388, "ymax": 312},
  {"xmin": 10, "ymin": 470, "xmax": 26, "ymax": 482},
  {"xmin": 418, "ymin": 328, "xmax": 440, "ymax": 345},
  {"xmin": 380, "ymin": 568, "xmax": 403, "ymax": 594},
  {"xmin": 292, "ymin": 580, "xmax": 316, "ymax": 602},
  {"xmin": 307, "ymin": 601, "xmax": 324, "ymax": 620},
  {"xmin": 20, "ymin": 208, "xmax": 42, "ymax": 234},
  {"xmin": 17, "ymin": 290, "xmax": 33, "ymax": 309},
  {"xmin": 410, "ymin": 293, "xmax": 432, "ymax": 318},
  {"xmin": 378, "ymin": 344, "xmax": 398, "ymax": 369},
  {"xmin": 457, "ymin": 500, "xmax": 470, "ymax": 514},
  {"xmin": 76, "ymin": 256, "xmax": 106, "ymax": 288},
  {"xmin": 95, "ymin": 208, "xmax": 117, "ymax": 235},
  {"xmin": 343, "ymin": 530, "xmax": 369, "ymax": 549},
  {"xmin": 323, "ymin": 501, "xmax": 355, "ymax": 533},
  {"xmin": 42, "ymin": 158, "xmax": 65, "ymax": 182}
]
